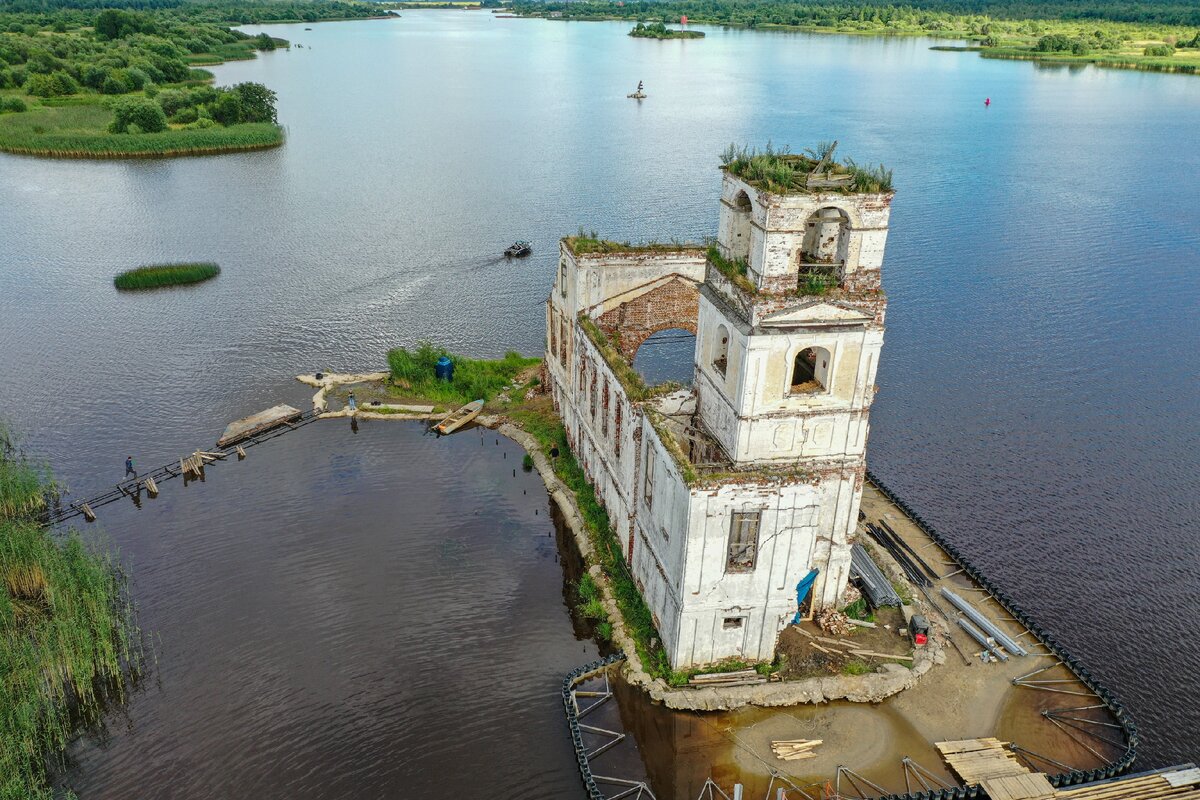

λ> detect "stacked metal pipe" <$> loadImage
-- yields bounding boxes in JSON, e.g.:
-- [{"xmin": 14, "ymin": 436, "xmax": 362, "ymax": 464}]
[{"xmin": 850, "ymin": 543, "xmax": 902, "ymax": 607}]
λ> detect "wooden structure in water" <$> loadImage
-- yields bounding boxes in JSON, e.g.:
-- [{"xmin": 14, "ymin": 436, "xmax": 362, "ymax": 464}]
[
  {"xmin": 41, "ymin": 405, "xmax": 318, "ymax": 527},
  {"xmin": 434, "ymin": 399, "xmax": 484, "ymax": 435},
  {"xmin": 217, "ymin": 404, "xmax": 302, "ymax": 447}
]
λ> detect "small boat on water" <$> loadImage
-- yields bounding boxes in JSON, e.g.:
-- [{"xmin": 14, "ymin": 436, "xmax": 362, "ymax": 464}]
[
  {"xmin": 627, "ymin": 80, "xmax": 646, "ymax": 100},
  {"xmin": 505, "ymin": 241, "xmax": 532, "ymax": 257},
  {"xmin": 435, "ymin": 399, "xmax": 485, "ymax": 435}
]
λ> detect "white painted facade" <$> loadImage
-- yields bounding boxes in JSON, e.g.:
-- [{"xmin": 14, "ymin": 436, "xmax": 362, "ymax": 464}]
[{"xmin": 546, "ymin": 168, "xmax": 894, "ymax": 669}]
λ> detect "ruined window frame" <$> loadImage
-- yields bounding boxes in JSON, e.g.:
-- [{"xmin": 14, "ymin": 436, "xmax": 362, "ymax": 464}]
[
  {"xmin": 712, "ymin": 323, "xmax": 730, "ymax": 378},
  {"xmin": 559, "ymin": 258, "xmax": 568, "ymax": 298},
  {"xmin": 559, "ymin": 316, "xmax": 568, "ymax": 367},
  {"xmin": 727, "ymin": 511, "xmax": 761, "ymax": 573},
  {"xmin": 549, "ymin": 311, "xmax": 558, "ymax": 359},
  {"xmin": 601, "ymin": 377, "xmax": 609, "ymax": 437},
  {"xmin": 789, "ymin": 346, "xmax": 830, "ymax": 395},
  {"xmin": 643, "ymin": 445, "xmax": 655, "ymax": 512},
  {"xmin": 590, "ymin": 372, "xmax": 598, "ymax": 423},
  {"xmin": 614, "ymin": 402, "xmax": 622, "ymax": 458}
]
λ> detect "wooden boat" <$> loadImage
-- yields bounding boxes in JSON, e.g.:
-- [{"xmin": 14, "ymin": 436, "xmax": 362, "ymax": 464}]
[
  {"xmin": 505, "ymin": 241, "xmax": 532, "ymax": 257},
  {"xmin": 435, "ymin": 399, "xmax": 484, "ymax": 435},
  {"xmin": 217, "ymin": 404, "xmax": 302, "ymax": 447}
]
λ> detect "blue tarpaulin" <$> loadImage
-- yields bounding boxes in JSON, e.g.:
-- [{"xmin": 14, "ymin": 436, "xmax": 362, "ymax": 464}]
[{"xmin": 792, "ymin": 568, "xmax": 819, "ymax": 624}]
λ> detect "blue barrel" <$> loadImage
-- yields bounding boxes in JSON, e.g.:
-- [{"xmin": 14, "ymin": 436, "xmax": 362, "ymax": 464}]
[{"xmin": 435, "ymin": 356, "xmax": 454, "ymax": 382}]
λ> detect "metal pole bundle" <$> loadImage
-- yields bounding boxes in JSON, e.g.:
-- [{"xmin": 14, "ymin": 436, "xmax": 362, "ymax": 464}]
[{"xmin": 940, "ymin": 587, "xmax": 1028, "ymax": 657}]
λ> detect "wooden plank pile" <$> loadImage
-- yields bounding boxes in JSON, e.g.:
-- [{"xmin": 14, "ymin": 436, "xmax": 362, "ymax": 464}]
[
  {"xmin": 795, "ymin": 626, "xmax": 913, "ymax": 662},
  {"xmin": 982, "ymin": 773, "xmax": 1056, "ymax": 800},
  {"xmin": 686, "ymin": 669, "xmax": 766, "ymax": 688},
  {"xmin": 936, "ymin": 738, "xmax": 1030, "ymax": 784},
  {"xmin": 771, "ymin": 739, "xmax": 822, "ymax": 761},
  {"xmin": 1055, "ymin": 768, "xmax": 1200, "ymax": 799}
]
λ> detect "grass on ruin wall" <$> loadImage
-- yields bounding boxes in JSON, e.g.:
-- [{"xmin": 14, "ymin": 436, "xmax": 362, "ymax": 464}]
[
  {"xmin": 387, "ymin": 342, "xmax": 540, "ymax": 407},
  {"xmin": 0, "ymin": 425, "xmax": 139, "ymax": 800},
  {"xmin": 507, "ymin": 399, "xmax": 683, "ymax": 682},
  {"xmin": 114, "ymin": 262, "xmax": 220, "ymax": 290}
]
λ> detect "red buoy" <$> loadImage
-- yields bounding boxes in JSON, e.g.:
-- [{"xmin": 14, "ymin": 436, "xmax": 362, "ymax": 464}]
[{"xmin": 985, "ymin": 97, "xmax": 991, "ymax": 107}]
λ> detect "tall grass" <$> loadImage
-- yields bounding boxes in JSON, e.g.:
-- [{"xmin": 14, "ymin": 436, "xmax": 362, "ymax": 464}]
[
  {"xmin": 0, "ymin": 426, "xmax": 139, "ymax": 800},
  {"xmin": 0, "ymin": 103, "xmax": 282, "ymax": 159},
  {"xmin": 387, "ymin": 343, "xmax": 540, "ymax": 407},
  {"xmin": 114, "ymin": 262, "xmax": 220, "ymax": 290}
]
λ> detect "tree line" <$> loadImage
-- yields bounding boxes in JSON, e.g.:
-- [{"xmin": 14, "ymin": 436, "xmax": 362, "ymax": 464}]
[{"xmin": 514, "ymin": 0, "xmax": 1200, "ymax": 29}]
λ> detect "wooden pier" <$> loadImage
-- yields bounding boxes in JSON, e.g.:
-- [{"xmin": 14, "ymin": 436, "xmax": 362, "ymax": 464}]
[{"xmin": 41, "ymin": 406, "xmax": 320, "ymax": 527}]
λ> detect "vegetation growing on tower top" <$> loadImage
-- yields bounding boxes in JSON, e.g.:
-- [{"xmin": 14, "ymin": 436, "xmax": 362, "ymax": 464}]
[{"xmin": 720, "ymin": 142, "xmax": 894, "ymax": 194}]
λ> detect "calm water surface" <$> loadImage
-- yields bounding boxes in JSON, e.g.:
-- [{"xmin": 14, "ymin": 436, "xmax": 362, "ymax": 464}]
[{"xmin": 1, "ymin": 11, "xmax": 1198, "ymax": 792}]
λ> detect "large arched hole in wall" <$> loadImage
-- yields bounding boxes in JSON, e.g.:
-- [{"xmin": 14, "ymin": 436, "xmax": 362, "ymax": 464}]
[
  {"xmin": 790, "ymin": 346, "xmax": 831, "ymax": 394},
  {"xmin": 728, "ymin": 191, "xmax": 753, "ymax": 263},
  {"xmin": 633, "ymin": 328, "xmax": 697, "ymax": 388},
  {"xmin": 712, "ymin": 323, "xmax": 730, "ymax": 378},
  {"xmin": 798, "ymin": 207, "xmax": 849, "ymax": 292}
]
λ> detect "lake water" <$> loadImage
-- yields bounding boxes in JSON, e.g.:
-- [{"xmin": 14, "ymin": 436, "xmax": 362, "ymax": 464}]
[{"xmin": 1, "ymin": 10, "xmax": 1198, "ymax": 793}]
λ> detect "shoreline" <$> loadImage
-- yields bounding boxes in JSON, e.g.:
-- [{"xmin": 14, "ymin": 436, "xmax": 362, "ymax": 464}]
[{"xmin": 524, "ymin": 14, "xmax": 1199, "ymax": 76}]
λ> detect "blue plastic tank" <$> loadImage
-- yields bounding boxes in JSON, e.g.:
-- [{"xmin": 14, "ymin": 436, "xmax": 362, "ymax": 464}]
[{"xmin": 435, "ymin": 356, "xmax": 454, "ymax": 382}]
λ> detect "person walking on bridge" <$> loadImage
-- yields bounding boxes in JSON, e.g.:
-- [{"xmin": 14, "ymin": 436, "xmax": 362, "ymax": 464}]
[{"xmin": 125, "ymin": 455, "xmax": 136, "ymax": 479}]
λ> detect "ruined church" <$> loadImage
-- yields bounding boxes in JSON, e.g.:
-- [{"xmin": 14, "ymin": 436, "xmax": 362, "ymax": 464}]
[{"xmin": 545, "ymin": 150, "xmax": 894, "ymax": 668}]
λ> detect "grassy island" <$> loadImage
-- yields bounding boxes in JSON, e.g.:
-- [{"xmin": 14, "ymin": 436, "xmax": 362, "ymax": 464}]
[
  {"xmin": 0, "ymin": 426, "xmax": 139, "ymax": 799},
  {"xmin": 629, "ymin": 21, "xmax": 704, "ymax": 39},
  {"xmin": 114, "ymin": 262, "xmax": 221, "ymax": 290},
  {"xmin": 517, "ymin": 0, "xmax": 1200, "ymax": 75},
  {"xmin": 0, "ymin": 2, "xmax": 394, "ymax": 158}
]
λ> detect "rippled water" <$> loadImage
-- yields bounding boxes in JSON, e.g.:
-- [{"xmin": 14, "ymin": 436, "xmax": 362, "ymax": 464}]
[{"xmin": 1, "ymin": 10, "xmax": 1198, "ymax": 790}]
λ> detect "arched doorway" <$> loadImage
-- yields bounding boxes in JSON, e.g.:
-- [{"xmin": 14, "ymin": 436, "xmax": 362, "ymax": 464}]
[
  {"xmin": 633, "ymin": 328, "xmax": 697, "ymax": 388},
  {"xmin": 790, "ymin": 346, "xmax": 831, "ymax": 393}
]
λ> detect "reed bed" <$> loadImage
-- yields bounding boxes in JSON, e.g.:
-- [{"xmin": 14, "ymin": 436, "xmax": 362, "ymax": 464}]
[
  {"xmin": 387, "ymin": 343, "xmax": 540, "ymax": 406},
  {"xmin": 0, "ymin": 105, "xmax": 282, "ymax": 159},
  {"xmin": 0, "ymin": 427, "xmax": 140, "ymax": 800},
  {"xmin": 114, "ymin": 262, "xmax": 220, "ymax": 290}
]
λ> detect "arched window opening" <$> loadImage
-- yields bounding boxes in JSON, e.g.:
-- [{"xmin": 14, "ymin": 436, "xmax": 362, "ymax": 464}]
[
  {"xmin": 790, "ymin": 346, "xmax": 831, "ymax": 394},
  {"xmin": 728, "ymin": 190, "xmax": 753, "ymax": 263},
  {"xmin": 798, "ymin": 207, "xmax": 849, "ymax": 292},
  {"xmin": 632, "ymin": 327, "xmax": 697, "ymax": 388},
  {"xmin": 712, "ymin": 324, "xmax": 730, "ymax": 377}
]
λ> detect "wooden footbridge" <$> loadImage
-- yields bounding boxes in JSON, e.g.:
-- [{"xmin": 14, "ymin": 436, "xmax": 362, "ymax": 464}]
[{"xmin": 42, "ymin": 404, "xmax": 317, "ymax": 528}]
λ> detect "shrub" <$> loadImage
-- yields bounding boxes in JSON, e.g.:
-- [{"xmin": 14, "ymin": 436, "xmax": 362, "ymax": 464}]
[
  {"xmin": 208, "ymin": 90, "xmax": 241, "ymax": 125},
  {"xmin": 170, "ymin": 106, "xmax": 198, "ymax": 124},
  {"xmin": 25, "ymin": 70, "xmax": 78, "ymax": 97},
  {"xmin": 1035, "ymin": 33, "xmax": 1074, "ymax": 51},
  {"xmin": 100, "ymin": 70, "xmax": 133, "ymax": 94},
  {"xmin": 0, "ymin": 97, "xmax": 27, "ymax": 113},
  {"xmin": 109, "ymin": 96, "xmax": 167, "ymax": 133},
  {"xmin": 1144, "ymin": 44, "xmax": 1176, "ymax": 56}
]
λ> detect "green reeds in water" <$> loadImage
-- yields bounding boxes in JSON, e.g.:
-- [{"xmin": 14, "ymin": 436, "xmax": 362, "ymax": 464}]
[
  {"xmin": 114, "ymin": 262, "xmax": 220, "ymax": 290},
  {"xmin": 0, "ymin": 425, "xmax": 140, "ymax": 799}
]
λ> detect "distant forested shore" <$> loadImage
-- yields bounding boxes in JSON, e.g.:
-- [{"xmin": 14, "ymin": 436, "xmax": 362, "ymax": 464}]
[
  {"xmin": 0, "ymin": 1, "xmax": 395, "ymax": 158},
  {"xmin": 514, "ymin": 0, "xmax": 1200, "ymax": 73}
]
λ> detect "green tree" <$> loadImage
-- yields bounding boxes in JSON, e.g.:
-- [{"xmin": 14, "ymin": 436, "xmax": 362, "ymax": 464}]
[
  {"xmin": 232, "ymin": 81, "xmax": 276, "ymax": 124},
  {"xmin": 209, "ymin": 90, "xmax": 242, "ymax": 125},
  {"xmin": 109, "ymin": 95, "xmax": 168, "ymax": 133},
  {"xmin": 25, "ymin": 69, "xmax": 77, "ymax": 96}
]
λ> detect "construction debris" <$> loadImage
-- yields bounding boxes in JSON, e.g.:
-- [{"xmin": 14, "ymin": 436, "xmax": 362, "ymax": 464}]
[
  {"xmin": 687, "ymin": 669, "xmax": 766, "ymax": 688},
  {"xmin": 815, "ymin": 608, "xmax": 852, "ymax": 636},
  {"xmin": 771, "ymin": 739, "xmax": 822, "ymax": 761}
]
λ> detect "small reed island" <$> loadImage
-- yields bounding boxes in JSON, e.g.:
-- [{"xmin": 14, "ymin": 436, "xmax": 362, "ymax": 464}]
[
  {"xmin": 113, "ymin": 262, "xmax": 220, "ymax": 290},
  {"xmin": 629, "ymin": 21, "xmax": 704, "ymax": 39},
  {"xmin": 0, "ymin": 2, "xmax": 390, "ymax": 158}
]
